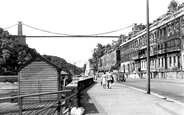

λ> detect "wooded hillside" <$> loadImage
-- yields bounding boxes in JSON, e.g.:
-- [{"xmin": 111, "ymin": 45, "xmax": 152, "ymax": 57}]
[{"xmin": 0, "ymin": 28, "xmax": 37, "ymax": 75}]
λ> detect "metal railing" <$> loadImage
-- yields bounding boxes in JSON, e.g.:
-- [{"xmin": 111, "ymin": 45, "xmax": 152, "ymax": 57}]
[
  {"xmin": 0, "ymin": 90, "xmax": 77, "ymax": 115},
  {"xmin": 77, "ymin": 77, "xmax": 94, "ymax": 92},
  {"xmin": 0, "ymin": 77, "xmax": 94, "ymax": 115}
]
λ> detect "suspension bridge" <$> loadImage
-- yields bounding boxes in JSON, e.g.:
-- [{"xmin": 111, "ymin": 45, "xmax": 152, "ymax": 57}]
[{"xmin": 3, "ymin": 22, "xmax": 133, "ymax": 38}]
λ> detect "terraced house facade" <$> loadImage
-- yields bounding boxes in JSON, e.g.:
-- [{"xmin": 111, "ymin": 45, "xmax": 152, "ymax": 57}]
[{"xmin": 119, "ymin": 7, "xmax": 184, "ymax": 79}]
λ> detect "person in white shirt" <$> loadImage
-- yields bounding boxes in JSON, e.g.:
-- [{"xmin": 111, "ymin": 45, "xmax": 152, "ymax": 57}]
[
  {"xmin": 101, "ymin": 72, "xmax": 107, "ymax": 89},
  {"xmin": 106, "ymin": 71, "xmax": 113, "ymax": 89}
]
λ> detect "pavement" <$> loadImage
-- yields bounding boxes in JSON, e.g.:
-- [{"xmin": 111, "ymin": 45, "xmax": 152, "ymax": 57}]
[{"xmin": 79, "ymin": 78, "xmax": 184, "ymax": 115}]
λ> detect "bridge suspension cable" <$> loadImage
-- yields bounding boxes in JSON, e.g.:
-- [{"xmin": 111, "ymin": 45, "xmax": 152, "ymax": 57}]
[
  {"xmin": 86, "ymin": 24, "xmax": 133, "ymax": 36},
  {"xmin": 3, "ymin": 23, "xmax": 18, "ymax": 30},
  {"xmin": 22, "ymin": 23, "xmax": 133, "ymax": 36}
]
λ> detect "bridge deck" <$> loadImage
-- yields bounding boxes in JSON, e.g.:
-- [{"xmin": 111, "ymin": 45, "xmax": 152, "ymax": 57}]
[{"xmin": 79, "ymin": 78, "xmax": 184, "ymax": 115}]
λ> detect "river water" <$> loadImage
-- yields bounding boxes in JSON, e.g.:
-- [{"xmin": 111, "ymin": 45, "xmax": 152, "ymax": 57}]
[{"xmin": 0, "ymin": 82, "xmax": 18, "ymax": 99}]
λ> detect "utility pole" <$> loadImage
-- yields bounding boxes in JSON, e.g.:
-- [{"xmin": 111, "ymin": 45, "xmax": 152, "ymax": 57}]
[{"xmin": 146, "ymin": 0, "xmax": 150, "ymax": 94}]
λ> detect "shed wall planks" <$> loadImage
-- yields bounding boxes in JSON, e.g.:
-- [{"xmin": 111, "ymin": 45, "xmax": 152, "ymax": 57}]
[{"xmin": 19, "ymin": 61, "xmax": 60, "ymax": 102}]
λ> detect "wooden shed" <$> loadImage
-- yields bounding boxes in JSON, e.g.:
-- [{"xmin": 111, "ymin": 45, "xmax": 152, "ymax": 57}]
[{"xmin": 18, "ymin": 54, "xmax": 62, "ymax": 103}]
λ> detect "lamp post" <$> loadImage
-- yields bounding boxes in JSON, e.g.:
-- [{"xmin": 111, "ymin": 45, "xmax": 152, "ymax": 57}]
[{"xmin": 146, "ymin": 0, "xmax": 150, "ymax": 94}]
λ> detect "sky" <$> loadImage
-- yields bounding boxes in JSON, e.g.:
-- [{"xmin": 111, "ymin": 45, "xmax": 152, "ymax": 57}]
[{"xmin": 1, "ymin": 0, "xmax": 183, "ymax": 67}]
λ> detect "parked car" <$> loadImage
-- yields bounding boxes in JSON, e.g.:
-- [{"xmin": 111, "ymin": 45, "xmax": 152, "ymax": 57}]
[{"xmin": 118, "ymin": 72, "xmax": 126, "ymax": 82}]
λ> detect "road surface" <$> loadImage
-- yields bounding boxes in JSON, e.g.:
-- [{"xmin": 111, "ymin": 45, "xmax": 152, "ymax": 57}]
[{"xmin": 121, "ymin": 78, "xmax": 184, "ymax": 104}]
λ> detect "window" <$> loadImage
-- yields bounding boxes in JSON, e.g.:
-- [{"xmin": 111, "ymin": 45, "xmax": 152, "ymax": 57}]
[
  {"xmin": 170, "ymin": 57, "xmax": 172, "ymax": 67},
  {"xmin": 160, "ymin": 58, "xmax": 162, "ymax": 68},
  {"xmin": 183, "ymin": 55, "xmax": 184, "ymax": 68},
  {"xmin": 161, "ymin": 44, "xmax": 163, "ymax": 50},
  {"xmin": 160, "ymin": 29, "xmax": 162, "ymax": 38},
  {"xmin": 139, "ymin": 38, "xmax": 141, "ymax": 46},
  {"xmin": 175, "ymin": 20, "xmax": 179, "ymax": 33},
  {"xmin": 163, "ymin": 43, "xmax": 165, "ymax": 49},
  {"xmin": 144, "ymin": 35, "xmax": 147, "ymax": 44},
  {"xmin": 175, "ymin": 39, "xmax": 180, "ymax": 47},
  {"xmin": 174, "ymin": 56, "xmax": 175, "ymax": 63},
  {"xmin": 153, "ymin": 60, "xmax": 155, "ymax": 68},
  {"xmin": 171, "ymin": 40, "xmax": 175, "ymax": 47},
  {"xmin": 168, "ymin": 24, "xmax": 171, "ymax": 36},
  {"xmin": 154, "ymin": 31, "xmax": 157, "ymax": 40},
  {"xmin": 162, "ymin": 58, "xmax": 164, "ymax": 68},
  {"xmin": 182, "ymin": 17, "xmax": 184, "ymax": 28},
  {"xmin": 150, "ymin": 60, "xmax": 152, "ymax": 68},
  {"xmin": 163, "ymin": 27, "xmax": 167, "ymax": 36},
  {"xmin": 158, "ymin": 44, "xmax": 160, "ymax": 50},
  {"xmin": 167, "ymin": 41, "xmax": 171, "ymax": 48},
  {"xmin": 171, "ymin": 22, "xmax": 175, "ymax": 35},
  {"xmin": 157, "ymin": 30, "xmax": 159, "ymax": 38},
  {"xmin": 142, "ymin": 36, "xmax": 144, "ymax": 45},
  {"xmin": 158, "ymin": 59, "xmax": 160, "ymax": 68}
]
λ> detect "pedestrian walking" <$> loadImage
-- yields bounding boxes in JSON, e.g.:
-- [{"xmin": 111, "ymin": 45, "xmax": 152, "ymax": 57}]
[
  {"xmin": 112, "ymin": 73, "xmax": 117, "ymax": 82},
  {"xmin": 101, "ymin": 72, "xmax": 107, "ymax": 89},
  {"xmin": 100, "ymin": 72, "xmax": 103, "ymax": 86},
  {"xmin": 106, "ymin": 71, "xmax": 113, "ymax": 89}
]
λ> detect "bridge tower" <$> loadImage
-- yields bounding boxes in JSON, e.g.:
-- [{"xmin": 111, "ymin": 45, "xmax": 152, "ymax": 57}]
[
  {"xmin": 18, "ymin": 21, "xmax": 23, "ymax": 35},
  {"xmin": 17, "ymin": 21, "xmax": 26, "ymax": 45}
]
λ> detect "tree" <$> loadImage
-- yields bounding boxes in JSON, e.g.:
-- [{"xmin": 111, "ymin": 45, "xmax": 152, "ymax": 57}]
[
  {"xmin": 96, "ymin": 43, "xmax": 103, "ymax": 49},
  {"xmin": 116, "ymin": 37, "xmax": 123, "ymax": 46},
  {"xmin": 0, "ymin": 27, "xmax": 37, "ymax": 75},
  {"xmin": 95, "ymin": 43, "xmax": 105, "ymax": 58},
  {"xmin": 168, "ymin": 0, "xmax": 178, "ymax": 13},
  {"xmin": 43, "ymin": 54, "xmax": 83, "ymax": 75},
  {"xmin": 88, "ymin": 58, "xmax": 93, "ymax": 65},
  {"xmin": 178, "ymin": 2, "xmax": 184, "ymax": 10}
]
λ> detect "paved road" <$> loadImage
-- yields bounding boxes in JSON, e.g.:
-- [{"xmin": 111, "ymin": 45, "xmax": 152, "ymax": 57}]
[
  {"xmin": 121, "ymin": 79, "xmax": 184, "ymax": 104},
  {"xmin": 80, "ymin": 79, "xmax": 184, "ymax": 115}
]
